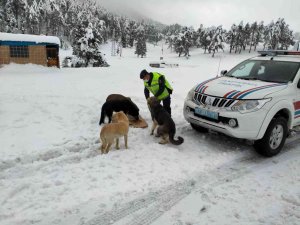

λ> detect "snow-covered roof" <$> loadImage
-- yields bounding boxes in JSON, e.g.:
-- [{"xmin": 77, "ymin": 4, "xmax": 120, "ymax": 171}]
[{"xmin": 0, "ymin": 32, "xmax": 60, "ymax": 46}]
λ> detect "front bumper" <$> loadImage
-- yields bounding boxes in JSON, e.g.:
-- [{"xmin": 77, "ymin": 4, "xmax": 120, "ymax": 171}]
[{"xmin": 183, "ymin": 99, "xmax": 268, "ymax": 140}]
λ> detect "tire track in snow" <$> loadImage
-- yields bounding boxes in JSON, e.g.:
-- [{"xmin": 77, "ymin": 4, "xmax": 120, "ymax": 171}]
[
  {"xmin": 83, "ymin": 153, "xmax": 259, "ymax": 225},
  {"xmin": 0, "ymin": 137, "xmax": 99, "ymax": 172},
  {"xmin": 83, "ymin": 143, "xmax": 299, "ymax": 225},
  {"xmin": 125, "ymin": 145, "xmax": 299, "ymax": 225}
]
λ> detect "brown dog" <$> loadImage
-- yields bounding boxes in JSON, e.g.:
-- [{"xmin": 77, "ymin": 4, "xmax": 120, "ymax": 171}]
[
  {"xmin": 100, "ymin": 111, "xmax": 129, "ymax": 154},
  {"xmin": 106, "ymin": 94, "xmax": 131, "ymax": 102},
  {"xmin": 147, "ymin": 97, "xmax": 184, "ymax": 145}
]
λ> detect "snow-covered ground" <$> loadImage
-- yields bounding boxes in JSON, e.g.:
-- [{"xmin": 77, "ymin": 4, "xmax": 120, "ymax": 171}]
[{"xmin": 0, "ymin": 43, "xmax": 299, "ymax": 225}]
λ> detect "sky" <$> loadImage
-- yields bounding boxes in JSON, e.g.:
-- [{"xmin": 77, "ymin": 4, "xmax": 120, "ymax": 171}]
[{"xmin": 97, "ymin": 0, "xmax": 300, "ymax": 32}]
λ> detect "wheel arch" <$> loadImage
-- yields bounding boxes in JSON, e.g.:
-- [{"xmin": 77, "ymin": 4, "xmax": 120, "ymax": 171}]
[{"xmin": 257, "ymin": 100, "xmax": 293, "ymax": 139}]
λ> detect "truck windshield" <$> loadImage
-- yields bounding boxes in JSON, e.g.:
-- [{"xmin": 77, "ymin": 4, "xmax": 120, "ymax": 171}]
[{"xmin": 225, "ymin": 60, "xmax": 300, "ymax": 83}]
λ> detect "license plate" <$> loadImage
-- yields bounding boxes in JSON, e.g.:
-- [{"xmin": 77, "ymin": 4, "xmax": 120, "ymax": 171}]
[{"xmin": 194, "ymin": 107, "xmax": 219, "ymax": 120}]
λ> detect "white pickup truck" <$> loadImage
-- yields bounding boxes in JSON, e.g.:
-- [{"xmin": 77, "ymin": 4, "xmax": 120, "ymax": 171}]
[{"xmin": 183, "ymin": 50, "xmax": 300, "ymax": 157}]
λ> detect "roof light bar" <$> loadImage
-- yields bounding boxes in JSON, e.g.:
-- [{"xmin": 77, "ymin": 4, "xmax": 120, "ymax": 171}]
[{"xmin": 258, "ymin": 50, "xmax": 300, "ymax": 56}]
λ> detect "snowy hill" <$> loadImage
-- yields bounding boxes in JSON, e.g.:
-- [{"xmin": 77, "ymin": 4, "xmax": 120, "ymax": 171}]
[{"xmin": 0, "ymin": 43, "xmax": 299, "ymax": 225}]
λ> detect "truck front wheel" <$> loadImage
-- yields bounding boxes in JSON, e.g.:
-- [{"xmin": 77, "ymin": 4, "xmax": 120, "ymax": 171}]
[{"xmin": 254, "ymin": 117, "xmax": 288, "ymax": 157}]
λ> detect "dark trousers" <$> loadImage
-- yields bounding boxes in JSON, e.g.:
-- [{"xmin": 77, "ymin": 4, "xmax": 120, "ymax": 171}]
[{"xmin": 162, "ymin": 95, "xmax": 171, "ymax": 116}]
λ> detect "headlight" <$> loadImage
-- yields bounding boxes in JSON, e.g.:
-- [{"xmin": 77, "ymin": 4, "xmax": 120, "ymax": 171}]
[
  {"xmin": 231, "ymin": 98, "xmax": 271, "ymax": 113},
  {"xmin": 185, "ymin": 86, "xmax": 197, "ymax": 101}
]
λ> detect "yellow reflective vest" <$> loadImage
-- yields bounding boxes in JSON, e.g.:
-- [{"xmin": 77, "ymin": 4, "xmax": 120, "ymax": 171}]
[{"xmin": 144, "ymin": 72, "xmax": 173, "ymax": 100}]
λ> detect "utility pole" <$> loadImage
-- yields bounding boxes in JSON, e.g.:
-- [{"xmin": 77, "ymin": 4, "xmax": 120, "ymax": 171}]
[
  {"xmin": 160, "ymin": 42, "xmax": 164, "ymax": 60},
  {"xmin": 111, "ymin": 29, "xmax": 116, "ymax": 56},
  {"xmin": 118, "ymin": 42, "xmax": 123, "ymax": 57}
]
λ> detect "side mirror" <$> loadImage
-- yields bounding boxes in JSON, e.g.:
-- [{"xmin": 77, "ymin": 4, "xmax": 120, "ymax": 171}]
[
  {"xmin": 297, "ymin": 79, "xmax": 300, "ymax": 88},
  {"xmin": 220, "ymin": 70, "xmax": 227, "ymax": 76}
]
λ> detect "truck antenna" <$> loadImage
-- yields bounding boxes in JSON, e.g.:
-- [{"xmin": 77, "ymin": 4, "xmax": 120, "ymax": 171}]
[{"xmin": 216, "ymin": 55, "xmax": 222, "ymax": 77}]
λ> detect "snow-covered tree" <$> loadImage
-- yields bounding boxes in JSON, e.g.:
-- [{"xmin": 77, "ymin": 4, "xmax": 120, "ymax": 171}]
[
  {"xmin": 126, "ymin": 21, "xmax": 137, "ymax": 48},
  {"xmin": 1, "ymin": 0, "xmax": 296, "ymax": 59},
  {"xmin": 0, "ymin": 2, "xmax": 5, "ymax": 32},
  {"xmin": 135, "ymin": 24, "xmax": 147, "ymax": 58},
  {"xmin": 5, "ymin": 0, "xmax": 28, "ymax": 33},
  {"xmin": 72, "ymin": 22, "xmax": 108, "ymax": 67},
  {"xmin": 200, "ymin": 27, "xmax": 214, "ymax": 54},
  {"xmin": 145, "ymin": 24, "xmax": 162, "ymax": 45},
  {"xmin": 226, "ymin": 24, "xmax": 237, "ymax": 53},
  {"xmin": 263, "ymin": 18, "xmax": 294, "ymax": 50},
  {"xmin": 253, "ymin": 21, "xmax": 264, "ymax": 51},
  {"xmin": 276, "ymin": 18, "xmax": 294, "ymax": 49},
  {"xmin": 26, "ymin": 0, "xmax": 40, "ymax": 34},
  {"xmin": 173, "ymin": 27, "xmax": 193, "ymax": 57},
  {"xmin": 208, "ymin": 25, "xmax": 225, "ymax": 57},
  {"xmin": 242, "ymin": 22, "xmax": 251, "ymax": 50},
  {"xmin": 194, "ymin": 24, "xmax": 204, "ymax": 48},
  {"xmin": 234, "ymin": 21, "xmax": 245, "ymax": 53},
  {"xmin": 249, "ymin": 21, "xmax": 264, "ymax": 53}
]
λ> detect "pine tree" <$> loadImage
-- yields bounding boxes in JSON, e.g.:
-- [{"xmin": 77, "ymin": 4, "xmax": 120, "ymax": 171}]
[
  {"xmin": 234, "ymin": 21, "xmax": 244, "ymax": 53},
  {"xmin": 0, "ymin": 2, "xmax": 5, "ymax": 32},
  {"xmin": 174, "ymin": 34, "xmax": 184, "ymax": 57},
  {"xmin": 242, "ymin": 22, "xmax": 251, "ymax": 50},
  {"xmin": 226, "ymin": 24, "xmax": 237, "ymax": 53},
  {"xmin": 208, "ymin": 26, "xmax": 225, "ymax": 57},
  {"xmin": 173, "ymin": 27, "xmax": 193, "ymax": 57},
  {"xmin": 135, "ymin": 24, "xmax": 147, "ymax": 58},
  {"xmin": 249, "ymin": 22, "xmax": 257, "ymax": 53},
  {"xmin": 127, "ymin": 21, "xmax": 137, "ymax": 48},
  {"xmin": 145, "ymin": 24, "xmax": 161, "ymax": 45},
  {"xmin": 119, "ymin": 17, "xmax": 129, "ymax": 48},
  {"xmin": 200, "ymin": 27, "xmax": 213, "ymax": 54},
  {"xmin": 195, "ymin": 24, "xmax": 204, "ymax": 48},
  {"xmin": 26, "ymin": 0, "xmax": 40, "ymax": 34},
  {"xmin": 276, "ymin": 18, "xmax": 294, "ymax": 49},
  {"xmin": 254, "ymin": 21, "xmax": 264, "ymax": 51},
  {"xmin": 263, "ymin": 21, "xmax": 274, "ymax": 49},
  {"xmin": 72, "ymin": 22, "xmax": 108, "ymax": 67},
  {"xmin": 1, "ymin": 0, "xmax": 296, "ymax": 58},
  {"xmin": 5, "ymin": 0, "xmax": 28, "ymax": 33}
]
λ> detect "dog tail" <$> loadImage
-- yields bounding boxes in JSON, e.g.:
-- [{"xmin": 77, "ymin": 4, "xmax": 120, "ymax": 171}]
[
  {"xmin": 99, "ymin": 104, "xmax": 106, "ymax": 125},
  {"xmin": 169, "ymin": 132, "xmax": 184, "ymax": 145}
]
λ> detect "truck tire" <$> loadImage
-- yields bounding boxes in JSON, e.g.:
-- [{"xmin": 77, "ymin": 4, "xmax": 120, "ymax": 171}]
[
  {"xmin": 254, "ymin": 117, "xmax": 288, "ymax": 157},
  {"xmin": 191, "ymin": 123, "xmax": 208, "ymax": 133}
]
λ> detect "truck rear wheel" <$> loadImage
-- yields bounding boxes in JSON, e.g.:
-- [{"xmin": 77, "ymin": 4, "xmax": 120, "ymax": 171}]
[{"xmin": 254, "ymin": 117, "xmax": 288, "ymax": 157}]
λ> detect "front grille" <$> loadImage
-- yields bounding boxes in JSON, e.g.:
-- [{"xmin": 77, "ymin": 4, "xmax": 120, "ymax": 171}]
[
  {"xmin": 193, "ymin": 92, "xmax": 236, "ymax": 108},
  {"xmin": 188, "ymin": 107, "xmax": 238, "ymax": 127}
]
